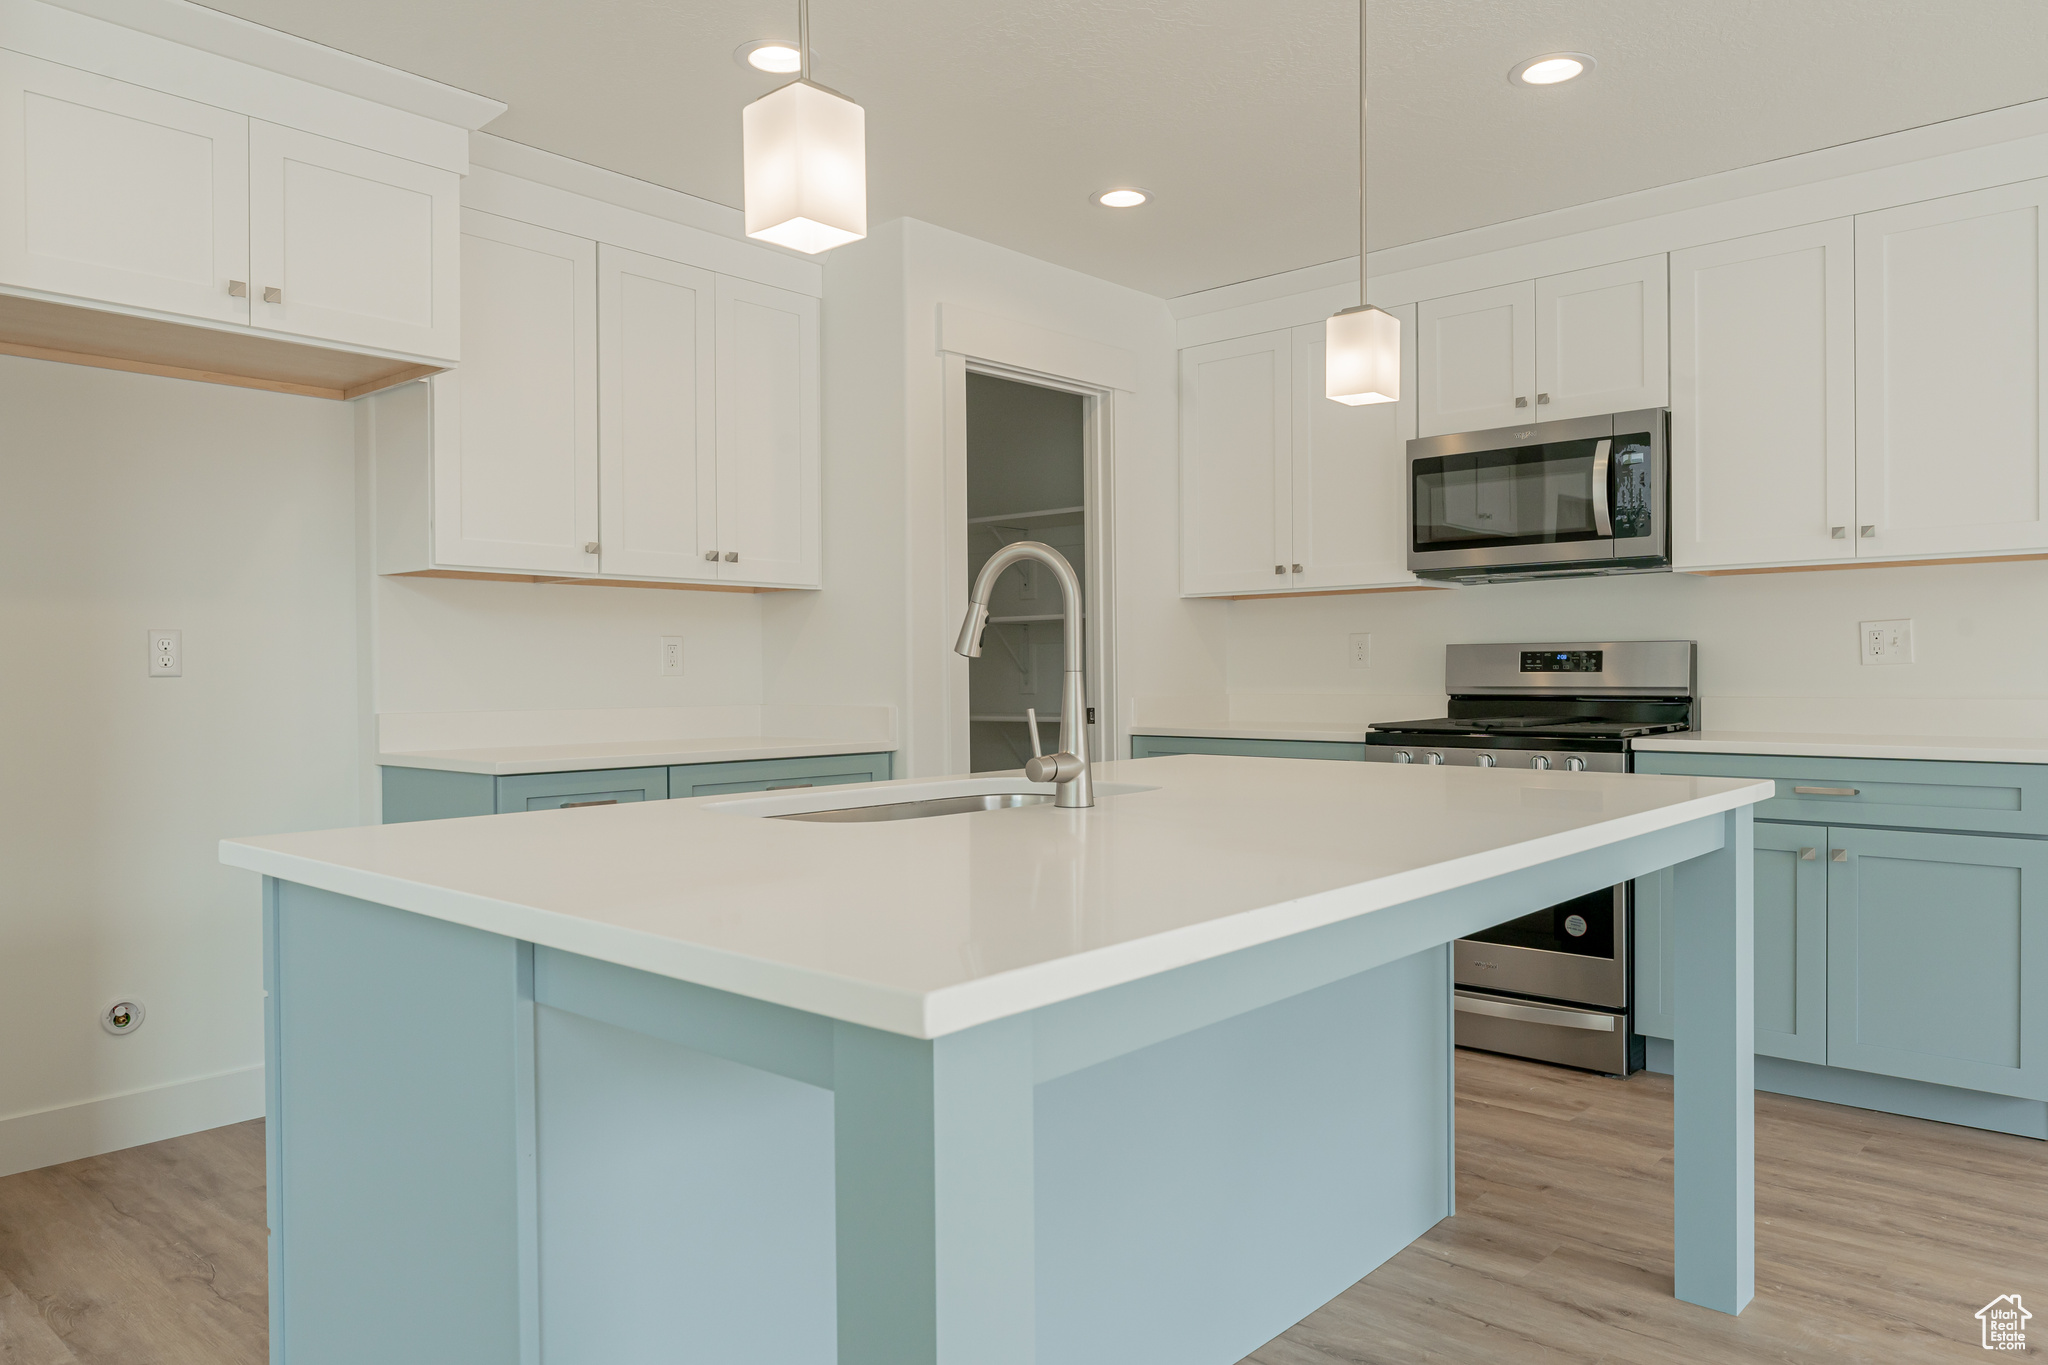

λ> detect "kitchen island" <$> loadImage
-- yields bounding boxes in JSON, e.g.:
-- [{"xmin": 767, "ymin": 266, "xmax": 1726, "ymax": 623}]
[{"xmin": 220, "ymin": 754, "xmax": 1770, "ymax": 1365}]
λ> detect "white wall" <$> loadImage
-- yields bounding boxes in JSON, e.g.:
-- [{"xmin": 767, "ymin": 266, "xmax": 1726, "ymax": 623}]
[
  {"xmin": 0, "ymin": 356, "xmax": 359, "ymax": 1174},
  {"xmin": 1219, "ymin": 561, "xmax": 2048, "ymax": 736},
  {"xmin": 765, "ymin": 218, "xmax": 1225, "ymax": 777}
]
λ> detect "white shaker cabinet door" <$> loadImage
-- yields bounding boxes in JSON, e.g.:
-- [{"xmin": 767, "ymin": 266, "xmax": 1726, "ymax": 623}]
[
  {"xmin": 0, "ymin": 51, "xmax": 248, "ymax": 325},
  {"xmin": 1534, "ymin": 255, "xmax": 1668, "ymax": 421},
  {"xmin": 1290, "ymin": 306, "xmax": 1419, "ymax": 590},
  {"xmin": 1856, "ymin": 178, "xmax": 2048, "ymax": 559},
  {"xmin": 1179, "ymin": 330, "xmax": 1292, "ymax": 596},
  {"xmin": 596, "ymin": 246, "xmax": 718, "ymax": 582},
  {"xmin": 431, "ymin": 210, "xmax": 598, "ymax": 575},
  {"xmin": 714, "ymin": 276, "xmax": 820, "ymax": 587},
  {"xmin": 1670, "ymin": 221, "xmax": 1855, "ymax": 569},
  {"xmin": 248, "ymin": 120, "xmax": 460, "ymax": 360},
  {"xmin": 1416, "ymin": 281, "xmax": 1535, "ymax": 437}
]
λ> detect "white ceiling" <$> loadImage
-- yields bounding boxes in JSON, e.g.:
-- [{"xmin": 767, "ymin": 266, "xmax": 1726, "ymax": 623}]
[{"xmin": 200, "ymin": 0, "xmax": 2048, "ymax": 298}]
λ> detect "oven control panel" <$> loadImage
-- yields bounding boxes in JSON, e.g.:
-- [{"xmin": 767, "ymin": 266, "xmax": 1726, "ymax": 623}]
[
  {"xmin": 1363, "ymin": 746, "xmax": 1626, "ymax": 773},
  {"xmin": 1520, "ymin": 649, "xmax": 1604, "ymax": 673}
]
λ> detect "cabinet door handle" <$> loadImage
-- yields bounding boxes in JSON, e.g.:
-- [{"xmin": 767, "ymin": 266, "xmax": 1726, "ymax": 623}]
[
  {"xmin": 583, "ymin": 542, "xmax": 600, "ymax": 554},
  {"xmin": 1831, "ymin": 848, "xmax": 1848, "ymax": 862},
  {"xmin": 1860, "ymin": 525, "xmax": 1876, "ymax": 538},
  {"xmin": 262, "ymin": 286, "xmax": 282, "ymax": 304},
  {"xmin": 1291, "ymin": 563, "xmax": 1303, "ymax": 573},
  {"xmin": 228, "ymin": 280, "xmax": 248, "ymax": 298},
  {"xmin": 561, "ymin": 799, "xmax": 619, "ymax": 808},
  {"xmin": 1794, "ymin": 785, "xmax": 1859, "ymax": 796},
  {"xmin": 1831, "ymin": 526, "xmax": 1846, "ymax": 539},
  {"xmin": 1515, "ymin": 396, "xmax": 1529, "ymax": 408},
  {"xmin": 1536, "ymin": 392, "xmax": 1551, "ymax": 404},
  {"xmin": 1274, "ymin": 565, "xmax": 1286, "ymax": 575},
  {"xmin": 767, "ymin": 783, "xmax": 814, "ymax": 791},
  {"xmin": 724, "ymin": 551, "xmax": 739, "ymax": 563},
  {"xmin": 1799, "ymin": 847, "xmax": 1817, "ymax": 860},
  {"xmin": 704, "ymin": 550, "xmax": 720, "ymax": 562}
]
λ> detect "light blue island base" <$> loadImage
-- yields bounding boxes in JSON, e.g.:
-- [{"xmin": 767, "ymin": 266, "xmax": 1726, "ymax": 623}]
[{"xmin": 261, "ymin": 810, "xmax": 1755, "ymax": 1365}]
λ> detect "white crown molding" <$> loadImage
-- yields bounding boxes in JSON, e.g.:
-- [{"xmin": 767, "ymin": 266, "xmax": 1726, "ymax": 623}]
[
  {"xmin": 25, "ymin": 0, "xmax": 505, "ymax": 128},
  {"xmin": 1173, "ymin": 95, "xmax": 2048, "ymax": 322},
  {"xmin": 469, "ymin": 132, "xmax": 744, "ymax": 239}
]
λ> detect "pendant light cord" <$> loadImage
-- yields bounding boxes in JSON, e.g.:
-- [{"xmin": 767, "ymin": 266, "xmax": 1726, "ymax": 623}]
[
  {"xmin": 799, "ymin": 0, "xmax": 812, "ymax": 83},
  {"xmin": 1359, "ymin": 0, "xmax": 1368, "ymax": 307}
]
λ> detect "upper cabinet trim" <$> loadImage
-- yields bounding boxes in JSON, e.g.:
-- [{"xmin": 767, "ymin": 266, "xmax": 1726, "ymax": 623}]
[{"xmin": 937, "ymin": 303, "xmax": 1138, "ymax": 393}]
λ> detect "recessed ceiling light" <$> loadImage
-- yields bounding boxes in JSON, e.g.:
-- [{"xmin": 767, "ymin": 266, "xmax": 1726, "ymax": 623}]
[
  {"xmin": 1094, "ymin": 188, "xmax": 1149, "ymax": 209},
  {"xmin": 1509, "ymin": 52, "xmax": 1595, "ymax": 87},
  {"xmin": 735, "ymin": 39, "xmax": 802, "ymax": 74}
]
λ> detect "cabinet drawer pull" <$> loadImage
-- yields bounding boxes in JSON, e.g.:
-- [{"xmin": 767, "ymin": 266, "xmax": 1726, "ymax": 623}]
[
  {"xmin": 1794, "ymin": 785, "xmax": 1859, "ymax": 796},
  {"xmin": 767, "ymin": 783, "xmax": 814, "ymax": 791},
  {"xmin": 1831, "ymin": 848, "xmax": 1848, "ymax": 862},
  {"xmin": 561, "ymin": 799, "xmax": 619, "ymax": 808},
  {"xmin": 1799, "ymin": 847, "xmax": 1817, "ymax": 860}
]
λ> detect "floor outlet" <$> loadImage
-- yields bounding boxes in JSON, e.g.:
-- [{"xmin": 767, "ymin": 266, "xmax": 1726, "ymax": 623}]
[
  {"xmin": 148, "ymin": 629, "xmax": 182, "ymax": 677},
  {"xmin": 659, "ymin": 636, "xmax": 685, "ymax": 678},
  {"xmin": 1859, "ymin": 619, "xmax": 1913, "ymax": 666},
  {"xmin": 1349, "ymin": 633, "xmax": 1372, "ymax": 669}
]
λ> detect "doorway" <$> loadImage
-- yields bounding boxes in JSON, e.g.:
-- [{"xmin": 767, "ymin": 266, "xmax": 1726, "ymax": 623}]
[{"xmin": 964, "ymin": 373, "xmax": 1088, "ymax": 774}]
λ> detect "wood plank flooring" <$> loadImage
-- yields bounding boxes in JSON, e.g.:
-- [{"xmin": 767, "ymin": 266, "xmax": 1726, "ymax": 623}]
[{"xmin": 0, "ymin": 1052, "xmax": 2037, "ymax": 1363}]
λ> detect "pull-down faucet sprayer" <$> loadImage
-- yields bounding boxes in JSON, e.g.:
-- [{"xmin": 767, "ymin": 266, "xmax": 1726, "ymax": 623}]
[{"xmin": 955, "ymin": 541, "xmax": 1093, "ymax": 808}]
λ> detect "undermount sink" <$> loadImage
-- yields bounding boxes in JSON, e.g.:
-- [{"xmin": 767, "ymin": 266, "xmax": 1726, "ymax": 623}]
[{"xmin": 774, "ymin": 792, "xmax": 1052, "ymax": 823}]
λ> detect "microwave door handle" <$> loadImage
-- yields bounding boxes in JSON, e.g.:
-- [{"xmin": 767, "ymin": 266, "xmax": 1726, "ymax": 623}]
[{"xmin": 1591, "ymin": 438, "xmax": 1613, "ymax": 536}]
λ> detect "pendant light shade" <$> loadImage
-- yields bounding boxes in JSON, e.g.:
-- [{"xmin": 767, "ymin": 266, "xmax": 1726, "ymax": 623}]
[
  {"xmin": 743, "ymin": 80, "xmax": 866, "ymax": 253},
  {"xmin": 742, "ymin": 0, "xmax": 866, "ymax": 255},
  {"xmin": 1326, "ymin": 0, "xmax": 1399, "ymax": 404},
  {"xmin": 1325, "ymin": 303, "xmax": 1401, "ymax": 405}
]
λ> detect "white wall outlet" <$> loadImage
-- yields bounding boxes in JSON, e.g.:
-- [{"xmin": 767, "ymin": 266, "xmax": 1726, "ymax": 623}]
[
  {"xmin": 1348, "ymin": 633, "xmax": 1372, "ymax": 669},
  {"xmin": 148, "ymin": 629, "xmax": 182, "ymax": 677},
  {"xmin": 658, "ymin": 635, "xmax": 685, "ymax": 678},
  {"xmin": 1860, "ymin": 618, "xmax": 1914, "ymax": 665}
]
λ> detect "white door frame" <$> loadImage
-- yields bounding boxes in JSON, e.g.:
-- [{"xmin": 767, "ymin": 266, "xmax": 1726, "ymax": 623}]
[{"xmin": 935, "ymin": 309, "xmax": 1131, "ymax": 778}]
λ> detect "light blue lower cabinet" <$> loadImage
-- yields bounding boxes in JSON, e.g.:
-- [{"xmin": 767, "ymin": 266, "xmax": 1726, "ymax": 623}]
[
  {"xmin": 381, "ymin": 752, "xmax": 895, "ymax": 823},
  {"xmin": 497, "ymin": 767, "xmax": 669, "ymax": 813},
  {"xmin": 1637, "ymin": 821, "xmax": 1827, "ymax": 1066},
  {"xmin": 1130, "ymin": 735, "xmax": 1366, "ymax": 761},
  {"xmin": 1826, "ymin": 826, "xmax": 2048, "ymax": 1103},
  {"xmin": 668, "ymin": 751, "xmax": 893, "ymax": 798}
]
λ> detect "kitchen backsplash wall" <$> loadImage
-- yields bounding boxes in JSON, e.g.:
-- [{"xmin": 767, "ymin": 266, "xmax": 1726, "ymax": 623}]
[{"xmin": 1220, "ymin": 558, "xmax": 2048, "ymax": 735}]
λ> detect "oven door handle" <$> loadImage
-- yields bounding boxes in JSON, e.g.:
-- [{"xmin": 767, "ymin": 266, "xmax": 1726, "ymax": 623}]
[
  {"xmin": 1590, "ymin": 438, "xmax": 1614, "ymax": 536},
  {"xmin": 1454, "ymin": 992, "xmax": 1617, "ymax": 1032}
]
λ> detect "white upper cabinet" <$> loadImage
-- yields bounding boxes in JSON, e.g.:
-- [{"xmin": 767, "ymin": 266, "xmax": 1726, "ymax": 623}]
[
  {"xmin": 1855, "ymin": 178, "xmax": 2048, "ymax": 559},
  {"xmin": 597, "ymin": 245, "xmax": 718, "ymax": 581},
  {"xmin": 1418, "ymin": 258, "xmax": 1667, "ymax": 437},
  {"xmin": 1534, "ymin": 255, "xmax": 1668, "ymax": 421},
  {"xmin": 1179, "ymin": 310, "xmax": 1419, "ymax": 597},
  {"xmin": 249, "ymin": 121, "xmax": 460, "ymax": 360},
  {"xmin": 1291, "ymin": 308, "xmax": 1419, "ymax": 591},
  {"xmin": 429, "ymin": 210, "xmax": 597, "ymax": 575},
  {"xmin": 1670, "ymin": 221, "xmax": 1856, "ymax": 570},
  {"xmin": 1180, "ymin": 330, "xmax": 1292, "ymax": 596},
  {"xmin": 0, "ymin": 51, "xmax": 248, "ymax": 326},
  {"xmin": 714, "ymin": 276, "xmax": 821, "ymax": 587},
  {"xmin": 1416, "ymin": 281, "xmax": 1534, "ymax": 437}
]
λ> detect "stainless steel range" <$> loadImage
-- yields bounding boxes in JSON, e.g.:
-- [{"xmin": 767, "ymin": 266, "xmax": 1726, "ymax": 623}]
[{"xmin": 1364, "ymin": 640, "xmax": 1699, "ymax": 1075}]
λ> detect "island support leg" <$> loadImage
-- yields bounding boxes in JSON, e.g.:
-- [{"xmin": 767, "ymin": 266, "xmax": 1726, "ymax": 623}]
[
  {"xmin": 833, "ymin": 1015, "xmax": 1037, "ymax": 1364},
  {"xmin": 1671, "ymin": 805, "xmax": 1756, "ymax": 1315}
]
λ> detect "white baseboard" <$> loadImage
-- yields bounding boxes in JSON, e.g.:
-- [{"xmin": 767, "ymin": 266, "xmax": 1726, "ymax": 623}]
[{"xmin": 0, "ymin": 1065, "xmax": 265, "ymax": 1178}]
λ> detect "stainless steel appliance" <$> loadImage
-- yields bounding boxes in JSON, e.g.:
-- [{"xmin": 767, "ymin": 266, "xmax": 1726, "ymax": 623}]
[
  {"xmin": 1364, "ymin": 640, "xmax": 1698, "ymax": 1075},
  {"xmin": 1407, "ymin": 409, "xmax": 1669, "ymax": 583}
]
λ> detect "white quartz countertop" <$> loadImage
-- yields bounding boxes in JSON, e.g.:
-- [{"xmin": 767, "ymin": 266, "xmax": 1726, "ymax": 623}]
[
  {"xmin": 1634, "ymin": 731, "xmax": 2048, "ymax": 764},
  {"xmin": 379, "ymin": 735, "xmax": 896, "ymax": 776},
  {"xmin": 1131, "ymin": 722, "xmax": 1373, "ymax": 744},
  {"xmin": 221, "ymin": 756, "xmax": 1770, "ymax": 1038}
]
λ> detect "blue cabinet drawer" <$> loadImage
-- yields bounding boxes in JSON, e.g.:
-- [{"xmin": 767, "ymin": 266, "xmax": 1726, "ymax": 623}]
[
  {"xmin": 1130, "ymin": 735, "xmax": 1366, "ymax": 761},
  {"xmin": 496, "ymin": 767, "xmax": 670, "ymax": 813},
  {"xmin": 669, "ymin": 752, "xmax": 893, "ymax": 799},
  {"xmin": 1634, "ymin": 751, "xmax": 2048, "ymax": 837}
]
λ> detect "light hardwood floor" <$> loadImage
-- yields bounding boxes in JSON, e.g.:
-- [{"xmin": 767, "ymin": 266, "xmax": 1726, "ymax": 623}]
[{"xmin": 0, "ymin": 1053, "xmax": 2038, "ymax": 1363}]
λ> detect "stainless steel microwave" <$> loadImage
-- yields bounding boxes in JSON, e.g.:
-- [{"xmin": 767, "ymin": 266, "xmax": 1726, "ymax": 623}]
[{"xmin": 1407, "ymin": 409, "xmax": 1669, "ymax": 583}]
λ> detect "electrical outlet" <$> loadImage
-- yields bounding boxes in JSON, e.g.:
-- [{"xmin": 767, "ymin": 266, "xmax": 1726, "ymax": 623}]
[
  {"xmin": 1348, "ymin": 633, "xmax": 1372, "ymax": 669},
  {"xmin": 148, "ymin": 629, "xmax": 181, "ymax": 677},
  {"xmin": 658, "ymin": 635, "xmax": 685, "ymax": 677},
  {"xmin": 1859, "ymin": 618, "xmax": 1914, "ymax": 666}
]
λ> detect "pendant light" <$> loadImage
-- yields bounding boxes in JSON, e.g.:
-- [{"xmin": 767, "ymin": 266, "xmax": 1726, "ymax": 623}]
[
  {"xmin": 1325, "ymin": 0, "xmax": 1399, "ymax": 405},
  {"xmin": 742, "ymin": 0, "xmax": 867, "ymax": 253}
]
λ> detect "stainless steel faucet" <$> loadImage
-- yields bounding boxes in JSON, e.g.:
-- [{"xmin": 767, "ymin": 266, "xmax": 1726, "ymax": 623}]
[{"xmin": 955, "ymin": 540, "xmax": 1093, "ymax": 808}]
